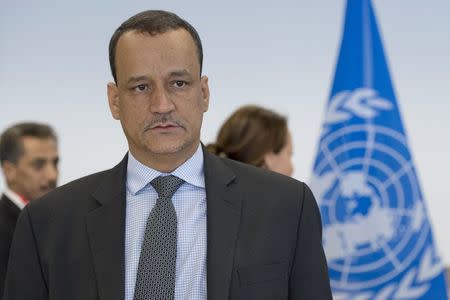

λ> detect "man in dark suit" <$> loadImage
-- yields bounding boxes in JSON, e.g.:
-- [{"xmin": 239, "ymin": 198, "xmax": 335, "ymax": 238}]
[
  {"xmin": 0, "ymin": 123, "xmax": 59, "ymax": 298},
  {"xmin": 4, "ymin": 10, "xmax": 331, "ymax": 300},
  {"xmin": 0, "ymin": 194, "xmax": 19, "ymax": 300}
]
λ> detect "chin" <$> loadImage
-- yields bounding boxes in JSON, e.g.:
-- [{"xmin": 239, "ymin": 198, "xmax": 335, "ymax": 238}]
[
  {"xmin": 148, "ymin": 143, "xmax": 188, "ymax": 155},
  {"xmin": 34, "ymin": 192, "xmax": 46, "ymax": 199},
  {"xmin": 146, "ymin": 138, "xmax": 196, "ymax": 155}
]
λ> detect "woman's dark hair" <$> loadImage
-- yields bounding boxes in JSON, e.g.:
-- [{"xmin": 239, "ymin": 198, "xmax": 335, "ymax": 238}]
[{"xmin": 207, "ymin": 105, "xmax": 288, "ymax": 167}]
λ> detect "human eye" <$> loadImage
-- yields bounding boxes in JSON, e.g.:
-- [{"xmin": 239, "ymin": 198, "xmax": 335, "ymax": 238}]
[
  {"xmin": 132, "ymin": 84, "xmax": 149, "ymax": 92},
  {"xmin": 171, "ymin": 80, "xmax": 187, "ymax": 88},
  {"xmin": 31, "ymin": 159, "xmax": 45, "ymax": 171}
]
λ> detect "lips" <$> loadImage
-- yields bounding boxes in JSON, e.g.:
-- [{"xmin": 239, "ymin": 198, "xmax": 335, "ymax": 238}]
[
  {"xmin": 147, "ymin": 123, "xmax": 182, "ymax": 135},
  {"xmin": 152, "ymin": 124, "xmax": 177, "ymax": 129},
  {"xmin": 146, "ymin": 120, "xmax": 182, "ymax": 131},
  {"xmin": 143, "ymin": 114, "xmax": 185, "ymax": 131},
  {"xmin": 40, "ymin": 182, "xmax": 56, "ymax": 192}
]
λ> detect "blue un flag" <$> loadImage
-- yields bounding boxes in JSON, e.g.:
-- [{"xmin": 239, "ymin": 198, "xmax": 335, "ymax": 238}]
[{"xmin": 310, "ymin": 0, "xmax": 448, "ymax": 298}]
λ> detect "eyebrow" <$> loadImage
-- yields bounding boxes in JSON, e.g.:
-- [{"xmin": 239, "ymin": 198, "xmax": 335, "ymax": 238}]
[
  {"xmin": 169, "ymin": 69, "xmax": 191, "ymax": 77},
  {"xmin": 126, "ymin": 75, "xmax": 149, "ymax": 85},
  {"xmin": 31, "ymin": 156, "xmax": 59, "ymax": 163},
  {"xmin": 125, "ymin": 69, "xmax": 193, "ymax": 85}
]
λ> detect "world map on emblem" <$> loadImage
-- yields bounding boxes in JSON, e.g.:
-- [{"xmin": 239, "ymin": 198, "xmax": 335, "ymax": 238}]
[{"xmin": 311, "ymin": 123, "xmax": 430, "ymax": 291}]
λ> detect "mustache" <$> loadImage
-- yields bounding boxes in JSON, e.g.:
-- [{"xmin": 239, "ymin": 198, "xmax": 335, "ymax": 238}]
[{"xmin": 143, "ymin": 114, "xmax": 185, "ymax": 131}]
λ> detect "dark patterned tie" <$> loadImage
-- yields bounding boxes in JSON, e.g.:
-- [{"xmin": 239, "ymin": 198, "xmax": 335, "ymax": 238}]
[{"xmin": 133, "ymin": 175, "xmax": 185, "ymax": 300}]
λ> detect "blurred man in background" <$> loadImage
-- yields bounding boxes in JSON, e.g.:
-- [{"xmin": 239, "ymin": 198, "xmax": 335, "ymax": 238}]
[{"xmin": 0, "ymin": 122, "xmax": 59, "ymax": 297}]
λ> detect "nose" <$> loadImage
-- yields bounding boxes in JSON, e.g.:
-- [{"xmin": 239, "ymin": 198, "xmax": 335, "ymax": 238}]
[
  {"xmin": 150, "ymin": 85, "xmax": 175, "ymax": 114},
  {"xmin": 44, "ymin": 163, "xmax": 58, "ymax": 185}
]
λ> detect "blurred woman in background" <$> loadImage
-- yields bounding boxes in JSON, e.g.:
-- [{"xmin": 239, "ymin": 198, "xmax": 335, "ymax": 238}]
[{"xmin": 207, "ymin": 105, "xmax": 294, "ymax": 177}]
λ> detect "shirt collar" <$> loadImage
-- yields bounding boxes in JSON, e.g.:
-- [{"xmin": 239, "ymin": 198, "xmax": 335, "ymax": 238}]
[
  {"xmin": 4, "ymin": 188, "xmax": 27, "ymax": 210},
  {"xmin": 126, "ymin": 144, "xmax": 205, "ymax": 195}
]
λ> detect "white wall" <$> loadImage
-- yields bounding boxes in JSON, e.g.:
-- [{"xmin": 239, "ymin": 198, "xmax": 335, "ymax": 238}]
[{"xmin": 1, "ymin": 1, "xmax": 449, "ymax": 263}]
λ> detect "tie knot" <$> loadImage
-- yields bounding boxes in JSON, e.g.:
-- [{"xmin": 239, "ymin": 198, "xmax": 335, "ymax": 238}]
[{"xmin": 150, "ymin": 175, "xmax": 185, "ymax": 199}]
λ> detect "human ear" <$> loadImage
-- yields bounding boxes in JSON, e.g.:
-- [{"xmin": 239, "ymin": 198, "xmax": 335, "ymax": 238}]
[
  {"xmin": 200, "ymin": 76, "xmax": 210, "ymax": 112},
  {"xmin": 107, "ymin": 82, "xmax": 121, "ymax": 120},
  {"xmin": 263, "ymin": 152, "xmax": 277, "ymax": 172},
  {"xmin": 2, "ymin": 161, "xmax": 17, "ymax": 185}
]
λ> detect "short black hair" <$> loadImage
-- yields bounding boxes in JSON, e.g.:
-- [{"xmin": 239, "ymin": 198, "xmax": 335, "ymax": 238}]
[
  {"xmin": 109, "ymin": 10, "xmax": 203, "ymax": 83},
  {"xmin": 0, "ymin": 122, "xmax": 57, "ymax": 164}
]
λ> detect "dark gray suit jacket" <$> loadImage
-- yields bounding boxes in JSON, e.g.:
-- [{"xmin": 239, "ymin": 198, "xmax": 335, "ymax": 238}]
[
  {"xmin": 3, "ymin": 150, "xmax": 331, "ymax": 300},
  {"xmin": 0, "ymin": 194, "xmax": 20, "ymax": 299}
]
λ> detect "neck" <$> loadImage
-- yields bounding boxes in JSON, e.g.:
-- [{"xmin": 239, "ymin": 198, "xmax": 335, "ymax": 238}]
[
  {"xmin": 6, "ymin": 185, "xmax": 28, "ymax": 201},
  {"xmin": 130, "ymin": 143, "xmax": 200, "ymax": 173},
  {"xmin": 4, "ymin": 187, "xmax": 29, "ymax": 209}
]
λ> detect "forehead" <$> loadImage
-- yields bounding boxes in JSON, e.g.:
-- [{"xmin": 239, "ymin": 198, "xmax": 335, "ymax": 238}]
[
  {"xmin": 114, "ymin": 29, "xmax": 200, "ymax": 81},
  {"xmin": 21, "ymin": 137, "xmax": 58, "ymax": 158}
]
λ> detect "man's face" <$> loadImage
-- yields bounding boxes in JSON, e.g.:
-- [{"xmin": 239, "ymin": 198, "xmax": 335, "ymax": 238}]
[
  {"xmin": 107, "ymin": 29, "xmax": 209, "ymax": 168},
  {"xmin": 3, "ymin": 136, "xmax": 59, "ymax": 200}
]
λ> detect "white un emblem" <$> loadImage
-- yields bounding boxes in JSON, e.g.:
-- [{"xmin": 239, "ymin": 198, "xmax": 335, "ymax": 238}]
[{"xmin": 311, "ymin": 88, "xmax": 442, "ymax": 298}]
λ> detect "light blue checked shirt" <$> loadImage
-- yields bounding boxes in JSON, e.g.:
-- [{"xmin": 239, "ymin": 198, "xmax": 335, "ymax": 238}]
[{"xmin": 124, "ymin": 145, "xmax": 207, "ymax": 300}]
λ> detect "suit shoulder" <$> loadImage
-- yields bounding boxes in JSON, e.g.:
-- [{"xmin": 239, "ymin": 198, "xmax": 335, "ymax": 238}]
[
  {"xmin": 52, "ymin": 169, "xmax": 112, "ymax": 196},
  {"xmin": 0, "ymin": 199, "xmax": 18, "ymax": 234},
  {"xmin": 217, "ymin": 158, "xmax": 315, "ymax": 215},
  {"xmin": 217, "ymin": 157, "xmax": 318, "ymax": 228},
  {"xmin": 220, "ymin": 156, "xmax": 304, "ymax": 190},
  {"xmin": 26, "ymin": 167, "xmax": 117, "ymax": 214}
]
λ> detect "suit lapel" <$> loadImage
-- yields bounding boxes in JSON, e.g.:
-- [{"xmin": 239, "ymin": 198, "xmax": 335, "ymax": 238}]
[
  {"xmin": 84, "ymin": 150, "xmax": 242, "ymax": 300},
  {"xmin": 85, "ymin": 156, "xmax": 127, "ymax": 300},
  {"xmin": 204, "ymin": 150, "xmax": 242, "ymax": 300}
]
